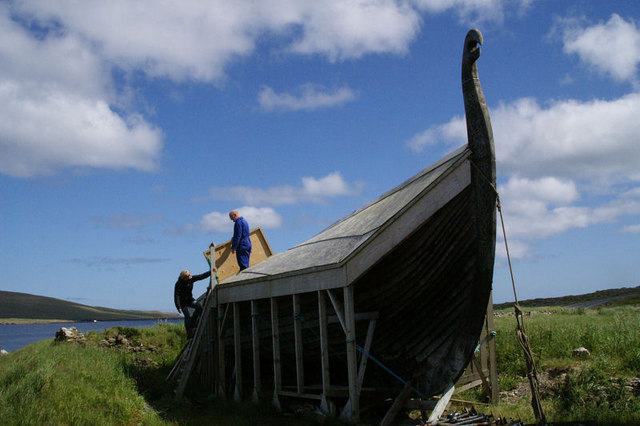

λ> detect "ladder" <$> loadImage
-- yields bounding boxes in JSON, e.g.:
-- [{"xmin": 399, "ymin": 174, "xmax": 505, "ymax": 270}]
[{"xmin": 169, "ymin": 242, "xmax": 220, "ymax": 399}]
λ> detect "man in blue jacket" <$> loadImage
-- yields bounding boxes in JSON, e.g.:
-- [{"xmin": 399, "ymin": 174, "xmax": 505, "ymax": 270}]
[{"xmin": 229, "ymin": 209, "xmax": 252, "ymax": 270}]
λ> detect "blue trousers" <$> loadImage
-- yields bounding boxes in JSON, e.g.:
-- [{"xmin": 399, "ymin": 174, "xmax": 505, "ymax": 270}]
[{"xmin": 236, "ymin": 248, "xmax": 251, "ymax": 271}]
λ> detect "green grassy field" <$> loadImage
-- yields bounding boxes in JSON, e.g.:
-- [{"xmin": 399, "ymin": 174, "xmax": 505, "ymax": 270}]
[
  {"xmin": 1, "ymin": 306, "xmax": 639, "ymax": 424},
  {"xmin": 0, "ymin": 323, "xmax": 319, "ymax": 425},
  {"xmin": 466, "ymin": 305, "xmax": 640, "ymax": 424}
]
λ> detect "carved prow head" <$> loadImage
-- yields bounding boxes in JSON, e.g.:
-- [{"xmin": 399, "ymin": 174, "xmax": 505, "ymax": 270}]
[
  {"xmin": 461, "ymin": 28, "xmax": 495, "ymax": 181},
  {"xmin": 462, "ymin": 29, "xmax": 483, "ymax": 77}
]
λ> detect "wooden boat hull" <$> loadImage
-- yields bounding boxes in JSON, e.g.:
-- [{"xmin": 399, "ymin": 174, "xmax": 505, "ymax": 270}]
[{"xmin": 179, "ymin": 29, "xmax": 497, "ymax": 421}]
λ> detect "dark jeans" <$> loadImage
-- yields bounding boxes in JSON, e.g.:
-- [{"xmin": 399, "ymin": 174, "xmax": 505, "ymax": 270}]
[{"xmin": 182, "ymin": 299, "xmax": 202, "ymax": 338}]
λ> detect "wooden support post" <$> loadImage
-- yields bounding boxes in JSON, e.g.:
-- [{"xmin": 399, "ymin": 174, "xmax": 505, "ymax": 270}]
[
  {"xmin": 326, "ymin": 289, "xmax": 346, "ymax": 334},
  {"xmin": 251, "ymin": 300, "xmax": 261, "ymax": 402},
  {"xmin": 233, "ymin": 302, "xmax": 242, "ymax": 401},
  {"xmin": 486, "ymin": 293, "xmax": 499, "ymax": 402},
  {"xmin": 217, "ymin": 304, "xmax": 226, "ymax": 398},
  {"xmin": 318, "ymin": 290, "xmax": 334, "ymax": 415},
  {"xmin": 356, "ymin": 319, "xmax": 376, "ymax": 398},
  {"xmin": 471, "ymin": 354, "xmax": 490, "ymax": 395},
  {"xmin": 271, "ymin": 297, "xmax": 282, "ymax": 410},
  {"xmin": 207, "ymin": 303, "xmax": 215, "ymax": 391},
  {"xmin": 427, "ymin": 382, "xmax": 455, "ymax": 424},
  {"xmin": 380, "ymin": 380, "xmax": 413, "ymax": 426},
  {"xmin": 340, "ymin": 285, "xmax": 359, "ymax": 422},
  {"xmin": 292, "ymin": 294, "xmax": 304, "ymax": 394}
]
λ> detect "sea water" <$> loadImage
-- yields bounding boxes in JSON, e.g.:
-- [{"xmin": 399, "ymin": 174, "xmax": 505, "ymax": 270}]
[{"xmin": 0, "ymin": 319, "xmax": 182, "ymax": 353}]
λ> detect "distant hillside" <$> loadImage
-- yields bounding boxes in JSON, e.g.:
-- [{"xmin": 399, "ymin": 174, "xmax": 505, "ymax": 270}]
[
  {"xmin": 0, "ymin": 291, "xmax": 179, "ymax": 322},
  {"xmin": 493, "ymin": 285, "xmax": 640, "ymax": 310}
]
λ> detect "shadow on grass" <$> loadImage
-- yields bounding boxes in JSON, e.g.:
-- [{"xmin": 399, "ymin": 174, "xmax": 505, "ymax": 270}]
[{"xmin": 123, "ymin": 356, "xmax": 333, "ymax": 425}]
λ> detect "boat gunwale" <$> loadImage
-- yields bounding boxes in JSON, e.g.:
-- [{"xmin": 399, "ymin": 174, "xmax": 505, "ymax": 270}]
[{"xmin": 216, "ymin": 147, "xmax": 473, "ymax": 303}]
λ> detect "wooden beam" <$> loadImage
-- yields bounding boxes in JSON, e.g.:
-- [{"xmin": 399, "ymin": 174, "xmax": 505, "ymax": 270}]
[
  {"xmin": 379, "ymin": 380, "xmax": 413, "ymax": 426},
  {"xmin": 326, "ymin": 289, "xmax": 346, "ymax": 334},
  {"xmin": 340, "ymin": 285, "xmax": 359, "ymax": 422},
  {"xmin": 251, "ymin": 300, "xmax": 261, "ymax": 402},
  {"xmin": 486, "ymin": 293, "xmax": 499, "ymax": 402},
  {"xmin": 328, "ymin": 311, "xmax": 379, "ymax": 324},
  {"xmin": 217, "ymin": 304, "xmax": 226, "ymax": 398},
  {"xmin": 293, "ymin": 294, "xmax": 304, "ymax": 394},
  {"xmin": 454, "ymin": 379, "xmax": 483, "ymax": 395},
  {"xmin": 271, "ymin": 297, "xmax": 282, "ymax": 410},
  {"xmin": 427, "ymin": 382, "xmax": 455, "ymax": 423},
  {"xmin": 233, "ymin": 302, "xmax": 242, "ymax": 401},
  {"xmin": 318, "ymin": 290, "xmax": 333, "ymax": 415},
  {"xmin": 471, "ymin": 354, "xmax": 490, "ymax": 395},
  {"xmin": 356, "ymin": 319, "xmax": 376, "ymax": 398}
]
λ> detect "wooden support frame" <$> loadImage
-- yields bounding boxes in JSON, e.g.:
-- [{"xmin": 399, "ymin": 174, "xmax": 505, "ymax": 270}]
[
  {"xmin": 356, "ymin": 319, "xmax": 376, "ymax": 398},
  {"xmin": 217, "ymin": 303, "xmax": 227, "ymax": 398},
  {"xmin": 380, "ymin": 380, "xmax": 413, "ymax": 426},
  {"xmin": 340, "ymin": 285, "xmax": 359, "ymax": 422},
  {"xmin": 427, "ymin": 382, "xmax": 455, "ymax": 423},
  {"xmin": 317, "ymin": 290, "xmax": 334, "ymax": 415},
  {"xmin": 326, "ymin": 289, "xmax": 346, "ymax": 333},
  {"xmin": 453, "ymin": 293, "xmax": 499, "ymax": 403},
  {"xmin": 251, "ymin": 300, "xmax": 261, "ymax": 402},
  {"xmin": 486, "ymin": 293, "xmax": 499, "ymax": 402},
  {"xmin": 271, "ymin": 297, "xmax": 282, "ymax": 410},
  {"xmin": 292, "ymin": 294, "xmax": 305, "ymax": 394},
  {"xmin": 233, "ymin": 302, "xmax": 242, "ymax": 401}
]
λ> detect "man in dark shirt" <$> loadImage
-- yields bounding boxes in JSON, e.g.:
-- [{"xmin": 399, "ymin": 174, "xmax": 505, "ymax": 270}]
[
  {"xmin": 174, "ymin": 269, "xmax": 212, "ymax": 338},
  {"xmin": 229, "ymin": 209, "xmax": 252, "ymax": 271}
]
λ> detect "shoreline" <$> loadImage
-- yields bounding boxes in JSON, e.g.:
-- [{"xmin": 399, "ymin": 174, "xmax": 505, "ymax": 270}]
[{"xmin": 1, "ymin": 317, "xmax": 180, "ymax": 325}]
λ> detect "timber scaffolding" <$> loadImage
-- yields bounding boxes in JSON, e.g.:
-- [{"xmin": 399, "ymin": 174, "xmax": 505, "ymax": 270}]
[{"xmin": 169, "ymin": 28, "xmax": 498, "ymax": 424}]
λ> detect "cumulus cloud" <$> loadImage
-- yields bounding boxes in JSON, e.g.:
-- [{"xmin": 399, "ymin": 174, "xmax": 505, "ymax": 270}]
[
  {"xmin": 414, "ymin": 0, "xmax": 533, "ymax": 24},
  {"xmin": 496, "ymin": 178, "xmax": 640, "ymax": 259},
  {"xmin": 200, "ymin": 206, "xmax": 283, "ymax": 232},
  {"xmin": 408, "ymin": 94, "xmax": 640, "ymax": 186},
  {"xmin": 12, "ymin": 0, "xmax": 524, "ymax": 83},
  {"xmin": 559, "ymin": 14, "xmax": 640, "ymax": 83},
  {"xmin": 208, "ymin": 172, "xmax": 362, "ymax": 205},
  {"xmin": 407, "ymin": 93, "xmax": 640, "ymax": 257},
  {"xmin": 0, "ymin": 5, "xmax": 162, "ymax": 178},
  {"xmin": 2, "ymin": 0, "xmax": 522, "ymax": 178},
  {"xmin": 259, "ymin": 84, "xmax": 356, "ymax": 112},
  {"xmin": 13, "ymin": 0, "xmax": 423, "ymax": 81}
]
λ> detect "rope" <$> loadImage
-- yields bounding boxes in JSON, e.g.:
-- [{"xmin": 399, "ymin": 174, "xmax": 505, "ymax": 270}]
[
  {"xmin": 469, "ymin": 159, "xmax": 546, "ymax": 424},
  {"xmin": 490, "ymin": 171, "xmax": 546, "ymax": 425}
]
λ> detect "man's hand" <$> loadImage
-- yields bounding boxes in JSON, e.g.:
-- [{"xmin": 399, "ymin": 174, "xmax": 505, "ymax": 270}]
[{"xmin": 231, "ymin": 249, "xmax": 236, "ymax": 254}]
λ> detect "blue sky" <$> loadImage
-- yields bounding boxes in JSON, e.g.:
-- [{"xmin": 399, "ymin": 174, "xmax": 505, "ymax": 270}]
[{"xmin": 1, "ymin": 1, "xmax": 639, "ymax": 312}]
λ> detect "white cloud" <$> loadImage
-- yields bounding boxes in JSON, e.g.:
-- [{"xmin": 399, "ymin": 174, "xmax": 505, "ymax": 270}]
[
  {"xmin": 208, "ymin": 172, "xmax": 362, "ymax": 205},
  {"xmin": 0, "ymin": 5, "xmax": 162, "ymax": 178},
  {"xmin": 622, "ymin": 224, "xmax": 640, "ymax": 234},
  {"xmin": 560, "ymin": 14, "xmax": 640, "ymax": 83},
  {"xmin": 14, "ymin": 0, "xmax": 423, "ymax": 82},
  {"xmin": 414, "ymin": 0, "xmax": 533, "ymax": 24},
  {"xmin": 409, "ymin": 94, "xmax": 640, "ymax": 186},
  {"xmin": 259, "ymin": 84, "xmax": 356, "ymax": 112},
  {"xmin": 497, "ymin": 177, "xmax": 640, "ymax": 244},
  {"xmin": 284, "ymin": 1, "xmax": 420, "ymax": 60},
  {"xmin": 408, "ymin": 93, "xmax": 640, "ymax": 257},
  {"xmin": 12, "ymin": 0, "xmax": 526, "ymax": 84},
  {"xmin": 0, "ymin": 82, "xmax": 162, "ymax": 177},
  {"xmin": 200, "ymin": 206, "xmax": 283, "ymax": 232}
]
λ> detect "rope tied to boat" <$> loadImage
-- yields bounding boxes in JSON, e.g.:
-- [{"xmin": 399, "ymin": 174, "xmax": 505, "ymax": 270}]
[{"xmin": 471, "ymin": 158, "xmax": 547, "ymax": 425}]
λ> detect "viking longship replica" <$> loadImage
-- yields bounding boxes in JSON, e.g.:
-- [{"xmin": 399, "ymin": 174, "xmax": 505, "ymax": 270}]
[{"xmin": 169, "ymin": 29, "xmax": 497, "ymax": 423}]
